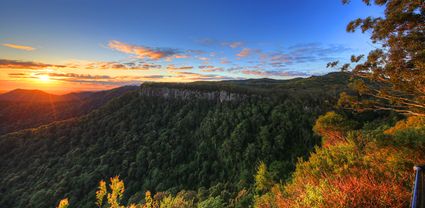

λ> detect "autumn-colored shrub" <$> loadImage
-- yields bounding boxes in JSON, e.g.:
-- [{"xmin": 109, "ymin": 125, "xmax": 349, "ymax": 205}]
[
  {"xmin": 255, "ymin": 119, "xmax": 425, "ymax": 208},
  {"xmin": 313, "ymin": 112, "xmax": 358, "ymax": 147},
  {"xmin": 254, "ymin": 185, "xmax": 285, "ymax": 208},
  {"xmin": 382, "ymin": 117, "xmax": 425, "ymax": 148},
  {"xmin": 385, "ymin": 116, "xmax": 425, "ymax": 135}
]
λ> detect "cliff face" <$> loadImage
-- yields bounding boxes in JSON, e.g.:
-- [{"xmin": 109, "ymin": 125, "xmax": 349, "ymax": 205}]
[{"xmin": 139, "ymin": 85, "xmax": 248, "ymax": 102}]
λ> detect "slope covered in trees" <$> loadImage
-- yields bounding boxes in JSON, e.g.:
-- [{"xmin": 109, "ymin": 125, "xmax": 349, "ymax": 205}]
[
  {"xmin": 0, "ymin": 86, "xmax": 138, "ymax": 135},
  {"xmin": 254, "ymin": 112, "xmax": 425, "ymax": 207},
  {"xmin": 52, "ymin": 113, "xmax": 425, "ymax": 208},
  {"xmin": 0, "ymin": 72, "xmax": 349, "ymax": 208}
]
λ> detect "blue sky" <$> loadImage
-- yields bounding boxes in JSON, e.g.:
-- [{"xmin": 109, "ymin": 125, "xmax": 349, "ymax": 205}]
[{"xmin": 0, "ymin": 0, "xmax": 383, "ymax": 93}]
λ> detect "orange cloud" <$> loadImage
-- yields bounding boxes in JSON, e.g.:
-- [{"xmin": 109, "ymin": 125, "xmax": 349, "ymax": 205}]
[
  {"xmin": 0, "ymin": 59, "xmax": 163, "ymax": 71},
  {"xmin": 201, "ymin": 68, "xmax": 224, "ymax": 72},
  {"xmin": 175, "ymin": 54, "xmax": 189, "ymax": 59},
  {"xmin": 108, "ymin": 40, "xmax": 178, "ymax": 60},
  {"xmin": 8, "ymin": 71, "xmax": 166, "ymax": 86},
  {"xmin": 166, "ymin": 64, "xmax": 193, "ymax": 70},
  {"xmin": 2, "ymin": 43, "xmax": 36, "ymax": 51},
  {"xmin": 237, "ymin": 48, "xmax": 251, "ymax": 57},
  {"xmin": 0, "ymin": 59, "xmax": 65, "ymax": 69}
]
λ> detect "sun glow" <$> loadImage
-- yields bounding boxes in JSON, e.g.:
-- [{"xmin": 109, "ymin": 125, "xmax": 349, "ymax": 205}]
[{"xmin": 38, "ymin": 75, "xmax": 50, "ymax": 82}]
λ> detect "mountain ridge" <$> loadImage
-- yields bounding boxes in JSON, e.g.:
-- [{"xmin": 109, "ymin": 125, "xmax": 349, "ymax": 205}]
[{"xmin": 0, "ymin": 86, "xmax": 139, "ymax": 135}]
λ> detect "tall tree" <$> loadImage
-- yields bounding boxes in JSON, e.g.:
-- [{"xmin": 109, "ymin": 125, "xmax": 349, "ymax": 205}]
[{"xmin": 330, "ymin": 0, "xmax": 425, "ymax": 116}]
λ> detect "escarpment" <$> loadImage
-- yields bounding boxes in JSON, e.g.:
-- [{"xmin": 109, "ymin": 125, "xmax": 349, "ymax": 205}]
[{"xmin": 139, "ymin": 84, "xmax": 249, "ymax": 102}]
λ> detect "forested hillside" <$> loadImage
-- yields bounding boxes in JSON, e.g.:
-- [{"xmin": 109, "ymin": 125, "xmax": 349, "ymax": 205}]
[
  {"xmin": 0, "ymin": 72, "xmax": 349, "ymax": 208},
  {"xmin": 0, "ymin": 86, "xmax": 138, "ymax": 135},
  {"xmin": 253, "ymin": 112, "xmax": 425, "ymax": 207}
]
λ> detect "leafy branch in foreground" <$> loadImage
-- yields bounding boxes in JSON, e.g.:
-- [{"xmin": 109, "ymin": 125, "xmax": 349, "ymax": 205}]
[{"xmin": 329, "ymin": 0, "xmax": 425, "ymax": 116}]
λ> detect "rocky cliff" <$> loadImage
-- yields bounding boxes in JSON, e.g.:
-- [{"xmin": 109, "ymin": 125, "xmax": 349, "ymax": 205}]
[{"xmin": 139, "ymin": 84, "xmax": 248, "ymax": 102}]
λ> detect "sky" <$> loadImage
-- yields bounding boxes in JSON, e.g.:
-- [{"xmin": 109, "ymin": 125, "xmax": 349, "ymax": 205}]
[{"xmin": 0, "ymin": 0, "xmax": 383, "ymax": 94}]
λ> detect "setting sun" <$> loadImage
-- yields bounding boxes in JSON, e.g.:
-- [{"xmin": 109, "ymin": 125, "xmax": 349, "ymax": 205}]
[{"xmin": 38, "ymin": 75, "xmax": 50, "ymax": 82}]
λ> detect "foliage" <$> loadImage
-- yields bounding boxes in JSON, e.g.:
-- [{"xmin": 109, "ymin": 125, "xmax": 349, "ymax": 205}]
[
  {"xmin": 253, "ymin": 185, "xmax": 285, "ymax": 208},
  {"xmin": 56, "ymin": 198, "xmax": 69, "ymax": 208},
  {"xmin": 197, "ymin": 196, "xmax": 224, "ymax": 208},
  {"xmin": 96, "ymin": 180, "xmax": 107, "ymax": 207},
  {"xmin": 57, "ymin": 178, "xmax": 224, "ymax": 208},
  {"xmin": 313, "ymin": 111, "xmax": 358, "ymax": 146},
  {"xmin": 254, "ymin": 162, "xmax": 273, "ymax": 194},
  {"xmin": 94, "ymin": 176, "xmax": 125, "ymax": 208},
  {"xmin": 385, "ymin": 116, "xmax": 425, "ymax": 135},
  {"xmin": 256, "ymin": 115, "xmax": 425, "ymax": 207},
  {"xmin": 331, "ymin": 0, "xmax": 425, "ymax": 116}
]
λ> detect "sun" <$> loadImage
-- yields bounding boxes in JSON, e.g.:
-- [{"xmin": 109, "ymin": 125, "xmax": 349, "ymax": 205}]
[{"xmin": 38, "ymin": 75, "xmax": 50, "ymax": 82}]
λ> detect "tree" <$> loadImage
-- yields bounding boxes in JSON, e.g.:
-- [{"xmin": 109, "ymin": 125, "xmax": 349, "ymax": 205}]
[
  {"xmin": 56, "ymin": 198, "xmax": 69, "ymax": 208},
  {"xmin": 330, "ymin": 0, "xmax": 425, "ymax": 116},
  {"xmin": 96, "ymin": 180, "xmax": 107, "ymax": 207},
  {"xmin": 95, "ymin": 176, "xmax": 125, "ymax": 208},
  {"xmin": 197, "ymin": 196, "xmax": 224, "ymax": 208},
  {"xmin": 254, "ymin": 162, "xmax": 273, "ymax": 194},
  {"xmin": 144, "ymin": 191, "xmax": 159, "ymax": 208}
]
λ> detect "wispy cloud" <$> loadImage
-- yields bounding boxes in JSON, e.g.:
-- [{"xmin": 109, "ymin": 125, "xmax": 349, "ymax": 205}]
[
  {"xmin": 241, "ymin": 69, "xmax": 308, "ymax": 77},
  {"xmin": 166, "ymin": 64, "xmax": 194, "ymax": 70},
  {"xmin": 83, "ymin": 61, "xmax": 161, "ymax": 70},
  {"xmin": 197, "ymin": 57, "xmax": 209, "ymax": 61},
  {"xmin": 220, "ymin": 58, "xmax": 231, "ymax": 64},
  {"xmin": 0, "ymin": 59, "xmax": 65, "ymax": 69},
  {"xmin": 2, "ymin": 43, "xmax": 36, "ymax": 51},
  {"xmin": 222, "ymin": 41, "xmax": 243, "ymax": 48},
  {"xmin": 0, "ymin": 58, "xmax": 162, "ymax": 71},
  {"xmin": 8, "ymin": 71, "xmax": 165, "ymax": 86},
  {"xmin": 237, "ymin": 48, "xmax": 252, "ymax": 57},
  {"xmin": 197, "ymin": 38, "xmax": 244, "ymax": 49},
  {"xmin": 174, "ymin": 54, "xmax": 190, "ymax": 59},
  {"xmin": 199, "ymin": 65, "xmax": 224, "ymax": 72},
  {"xmin": 260, "ymin": 43, "xmax": 351, "ymax": 68},
  {"xmin": 196, "ymin": 38, "xmax": 218, "ymax": 46},
  {"xmin": 8, "ymin": 73, "xmax": 26, "ymax": 76},
  {"xmin": 108, "ymin": 40, "xmax": 179, "ymax": 60},
  {"xmin": 173, "ymin": 71, "xmax": 236, "ymax": 81},
  {"xmin": 140, "ymin": 75, "xmax": 166, "ymax": 79}
]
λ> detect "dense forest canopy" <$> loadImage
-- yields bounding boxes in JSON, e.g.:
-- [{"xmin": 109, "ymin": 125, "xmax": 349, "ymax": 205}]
[{"xmin": 0, "ymin": 72, "xmax": 349, "ymax": 208}]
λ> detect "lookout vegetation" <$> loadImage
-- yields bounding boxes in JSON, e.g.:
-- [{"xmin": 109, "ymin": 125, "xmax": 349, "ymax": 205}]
[{"xmin": 329, "ymin": 0, "xmax": 425, "ymax": 117}]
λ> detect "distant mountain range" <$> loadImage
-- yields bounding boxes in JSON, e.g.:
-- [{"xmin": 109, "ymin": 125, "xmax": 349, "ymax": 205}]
[
  {"xmin": 0, "ymin": 86, "xmax": 136, "ymax": 102},
  {"xmin": 0, "ymin": 86, "xmax": 139, "ymax": 135},
  {"xmin": 0, "ymin": 89, "xmax": 69, "ymax": 102}
]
